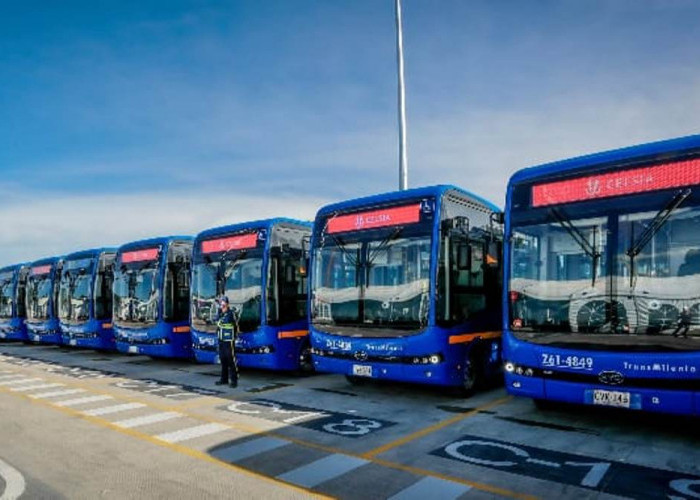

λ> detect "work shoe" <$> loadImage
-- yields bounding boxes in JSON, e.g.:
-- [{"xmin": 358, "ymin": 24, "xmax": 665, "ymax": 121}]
[
  {"xmin": 215, "ymin": 380, "xmax": 227, "ymax": 386},
  {"xmin": 229, "ymin": 381, "xmax": 238, "ymax": 388}
]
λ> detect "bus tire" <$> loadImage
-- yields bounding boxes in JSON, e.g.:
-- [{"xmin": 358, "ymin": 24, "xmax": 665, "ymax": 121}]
[
  {"xmin": 456, "ymin": 352, "xmax": 482, "ymax": 397},
  {"xmin": 296, "ymin": 343, "xmax": 315, "ymax": 376}
]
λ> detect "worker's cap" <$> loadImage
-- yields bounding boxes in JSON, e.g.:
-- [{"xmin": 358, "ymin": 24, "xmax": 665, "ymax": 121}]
[{"xmin": 219, "ymin": 296, "xmax": 229, "ymax": 305}]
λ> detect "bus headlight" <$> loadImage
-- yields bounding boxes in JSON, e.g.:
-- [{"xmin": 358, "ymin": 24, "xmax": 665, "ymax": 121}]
[
  {"xmin": 429, "ymin": 355, "xmax": 440, "ymax": 364},
  {"xmin": 504, "ymin": 362, "xmax": 515, "ymax": 373}
]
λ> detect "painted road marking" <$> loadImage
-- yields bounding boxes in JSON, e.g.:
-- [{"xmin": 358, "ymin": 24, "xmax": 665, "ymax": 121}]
[
  {"xmin": 11, "ymin": 383, "xmax": 63, "ymax": 392},
  {"xmin": 0, "ymin": 377, "xmax": 41, "ymax": 387},
  {"xmin": 155, "ymin": 423, "xmax": 229, "ymax": 444},
  {"xmin": 55, "ymin": 395, "xmax": 114, "ymax": 407},
  {"xmin": 82, "ymin": 402, "xmax": 147, "ymax": 417},
  {"xmin": 0, "ymin": 457, "xmax": 26, "ymax": 500},
  {"xmin": 277, "ymin": 454, "xmax": 368, "ymax": 488},
  {"xmin": 388, "ymin": 476, "xmax": 472, "ymax": 500},
  {"xmin": 212, "ymin": 437, "xmax": 288, "ymax": 463},
  {"xmin": 0, "ymin": 375, "xmax": 21, "ymax": 381},
  {"xmin": 113, "ymin": 412, "xmax": 182, "ymax": 429},
  {"xmin": 30, "ymin": 389, "xmax": 85, "ymax": 399}
]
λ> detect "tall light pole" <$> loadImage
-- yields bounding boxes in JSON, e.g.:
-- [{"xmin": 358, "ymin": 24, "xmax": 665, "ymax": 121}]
[{"xmin": 395, "ymin": 0, "xmax": 409, "ymax": 190}]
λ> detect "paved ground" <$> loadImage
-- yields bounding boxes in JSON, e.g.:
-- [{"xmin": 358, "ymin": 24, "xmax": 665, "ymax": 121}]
[{"xmin": 0, "ymin": 342, "xmax": 699, "ymax": 499}]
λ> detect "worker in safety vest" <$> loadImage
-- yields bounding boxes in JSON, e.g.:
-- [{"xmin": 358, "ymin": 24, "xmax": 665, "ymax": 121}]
[{"xmin": 215, "ymin": 296, "xmax": 238, "ymax": 388}]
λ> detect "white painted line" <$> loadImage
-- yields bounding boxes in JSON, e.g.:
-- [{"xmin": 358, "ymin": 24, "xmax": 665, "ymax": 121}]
[
  {"xmin": 388, "ymin": 476, "xmax": 472, "ymax": 500},
  {"xmin": 155, "ymin": 423, "xmax": 229, "ymax": 444},
  {"xmin": 0, "ymin": 457, "xmax": 26, "ymax": 500},
  {"xmin": 0, "ymin": 378, "xmax": 41, "ymax": 387},
  {"xmin": 55, "ymin": 395, "xmax": 113, "ymax": 407},
  {"xmin": 0, "ymin": 375, "xmax": 21, "ymax": 381},
  {"xmin": 113, "ymin": 412, "xmax": 182, "ymax": 429},
  {"xmin": 11, "ymin": 383, "xmax": 64, "ymax": 392},
  {"xmin": 212, "ymin": 437, "xmax": 288, "ymax": 463},
  {"xmin": 277, "ymin": 454, "xmax": 368, "ymax": 488},
  {"xmin": 82, "ymin": 402, "xmax": 147, "ymax": 417},
  {"xmin": 30, "ymin": 389, "xmax": 85, "ymax": 399}
]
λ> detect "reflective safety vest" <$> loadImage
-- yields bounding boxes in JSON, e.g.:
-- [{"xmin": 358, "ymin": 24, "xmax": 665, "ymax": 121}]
[{"xmin": 217, "ymin": 309, "xmax": 235, "ymax": 341}]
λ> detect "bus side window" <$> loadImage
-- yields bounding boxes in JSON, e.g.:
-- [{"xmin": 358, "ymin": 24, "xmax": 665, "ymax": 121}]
[
  {"xmin": 94, "ymin": 255, "xmax": 115, "ymax": 320},
  {"xmin": 164, "ymin": 267, "xmax": 175, "ymax": 321},
  {"xmin": 268, "ymin": 245, "xmax": 307, "ymax": 325}
]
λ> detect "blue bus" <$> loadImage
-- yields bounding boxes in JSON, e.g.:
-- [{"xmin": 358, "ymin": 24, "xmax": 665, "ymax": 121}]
[
  {"xmin": 25, "ymin": 257, "xmax": 63, "ymax": 345},
  {"xmin": 309, "ymin": 185, "xmax": 504, "ymax": 393},
  {"xmin": 0, "ymin": 264, "xmax": 29, "ymax": 341},
  {"xmin": 113, "ymin": 236, "xmax": 194, "ymax": 358},
  {"xmin": 191, "ymin": 219, "xmax": 313, "ymax": 372},
  {"xmin": 504, "ymin": 135, "xmax": 700, "ymax": 415},
  {"xmin": 59, "ymin": 248, "xmax": 117, "ymax": 350}
]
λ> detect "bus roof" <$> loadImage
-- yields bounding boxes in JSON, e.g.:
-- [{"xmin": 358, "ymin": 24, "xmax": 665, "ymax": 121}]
[
  {"xmin": 0, "ymin": 263, "xmax": 28, "ymax": 274},
  {"xmin": 195, "ymin": 218, "xmax": 312, "ymax": 242},
  {"xmin": 63, "ymin": 248, "xmax": 118, "ymax": 261},
  {"xmin": 510, "ymin": 134, "xmax": 700, "ymax": 186},
  {"xmin": 315, "ymin": 184, "xmax": 501, "ymax": 218},
  {"xmin": 117, "ymin": 236, "xmax": 193, "ymax": 252}
]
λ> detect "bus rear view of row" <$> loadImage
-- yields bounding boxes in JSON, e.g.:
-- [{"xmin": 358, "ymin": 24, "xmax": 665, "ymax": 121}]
[
  {"xmin": 113, "ymin": 236, "xmax": 193, "ymax": 358},
  {"xmin": 309, "ymin": 185, "xmax": 503, "ymax": 393},
  {"xmin": 0, "ymin": 264, "xmax": 29, "ymax": 341},
  {"xmin": 191, "ymin": 218, "xmax": 312, "ymax": 372},
  {"xmin": 504, "ymin": 135, "xmax": 700, "ymax": 415}
]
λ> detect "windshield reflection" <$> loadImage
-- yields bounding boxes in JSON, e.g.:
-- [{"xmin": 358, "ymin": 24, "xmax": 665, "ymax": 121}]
[
  {"xmin": 59, "ymin": 263, "xmax": 94, "ymax": 324},
  {"xmin": 0, "ymin": 272, "xmax": 14, "ymax": 319},
  {"xmin": 312, "ymin": 229, "xmax": 431, "ymax": 333},
  {"xmin": 510, "ymin": 199, "xmax": 700, "ymax": 349},
  {"xmin": 113, "ymin": 265, "xmax": 159, "ymax": 327},
  {"xmin": 191, "ymin": 250, "xmax": 263, "ymax": 333},
  {"xmin": 27, "ymin": 274, "xmax": 53, "ymax": 321}
]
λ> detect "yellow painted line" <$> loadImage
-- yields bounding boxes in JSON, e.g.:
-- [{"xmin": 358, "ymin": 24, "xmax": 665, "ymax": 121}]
[
  {"xmin": 363, "ymin": 396, "xmax": 511, "ymax": 458},
  {"xmin": 0, "ymin": 359, "xmax": 532, "ymax": 499},
  {"xmin": 0, "ymin": 384, "xmax": 328, "ymax": 500},
  {"xmin": 448, "ymin": 331, "xmax": 502, "ymax": 344}
]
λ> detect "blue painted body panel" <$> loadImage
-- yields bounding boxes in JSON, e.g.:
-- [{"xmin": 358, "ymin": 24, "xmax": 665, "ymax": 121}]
[
  {"xmin": 191, "ymin": 219, "xmax": 313, "ymax": 370},
  {"xmin": 504, "ymin": 135, "xmax": 700, "ymax": 415},
  {"xmin": 113, "ymin": 236, "xmax": 194, "ymax": 359},
  {"xmin": 0, "ymin": 263, "xmax": 28, "ymax": 341},
  {"xmin": 25, "ymin": 256, "xmax": 62, "ymax": 345},
  {"xmin": 309, "ymin": 185, "xmax": 502, "ymax": 388}
]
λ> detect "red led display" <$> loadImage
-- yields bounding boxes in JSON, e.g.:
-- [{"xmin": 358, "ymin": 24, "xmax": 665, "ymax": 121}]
[
  {"xmin": 31, "ymin": 265, "xmax": 52, "ymax": 275},
  {"xmin": 201, "ymin": 233, "xmax": 258, "ymax": 254},
  {"xmin": 121, "ymin": 248, "xmax": 160, "ymax": 263},
  {"xmin": 327, "ymin": 203, "xmax": 421, "ymax": 234},
  {"xmin": 532, "ymin": 158, "xmax": 700, "ymax": 207}
]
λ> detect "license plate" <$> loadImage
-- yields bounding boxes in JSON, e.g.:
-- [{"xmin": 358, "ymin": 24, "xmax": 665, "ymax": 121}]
[
  {"xmin": 352, "ymin": 364, "xmax": 372, "ymax": 377},
  {"xmin": 33, "ymin": 335, "xmax": 41, "ymax": 342},
  {"xmin": 128, "ymin": 346, "xmax": 139, "ymax": 354},
  {"xmin": 592, "ymin": 389, "xmax": 630, "ymax": 408},
  {"xmin": 69, "ymin": 339, "xmax": 77, "ymax": 346}
]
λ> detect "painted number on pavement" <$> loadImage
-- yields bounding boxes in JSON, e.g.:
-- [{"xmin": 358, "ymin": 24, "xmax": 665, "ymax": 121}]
[
  {"xmin": 224, "ymin": 399, "xmax": 394, "ymax": 438},
  {"xmin": 114, "ymin": 379, "xmax": 220, "ymax": 400},
  {"xmin": 433, "ymin": 435, "xmax": 700, "ymax": 499}
]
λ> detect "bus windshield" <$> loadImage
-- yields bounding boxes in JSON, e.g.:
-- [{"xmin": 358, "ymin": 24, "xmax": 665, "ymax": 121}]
[
  {"xmin": 510, "ymin": 190, "xmax": 700, "ymax": 351},
  {"xmin": 191, "ymin": 249, "xmax": 263, "ymax": 334},
  {"xmin": 312, "ymin": 225, "xmax": 432, "ymax": 335},
  {"xmin": 27, "ymin": 273, "xmax": 53, "ymax": 321},
  {"xmin": 59, "ymin": 259, "xmax": 95, "ymax": 324},
  {"xmin": 113, "ymin": 263, "xmax": 159, "ymax": 327},
  {"xmin": 0, "ymin": 272, "xmax": 14, "ymax": 319}
]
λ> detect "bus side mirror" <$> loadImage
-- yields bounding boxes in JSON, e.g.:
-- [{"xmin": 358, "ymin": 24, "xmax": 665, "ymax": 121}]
[{"xmin": 457, "ymin": 242, "xmax": 471, "ymax": 271}]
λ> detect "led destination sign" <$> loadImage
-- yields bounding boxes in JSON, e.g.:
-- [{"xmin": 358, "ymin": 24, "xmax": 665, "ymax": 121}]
[
  {"xmin": 121, "ymin": 248, "xmax": 160, "ymax": 264},
  {"xmin": 327, "ymin": 203, "xmax": 421, "ymax": 234},
  {"xmin": 201, "ymin": 233, "xmax": 258, "ymax": 254},
  {"xmin": 532, "ymin": 158, "xmax": 700, "ymax": 207},
  {"xmin": 31, "ymin": 265, "xmax": 52, "ymax": 275}
]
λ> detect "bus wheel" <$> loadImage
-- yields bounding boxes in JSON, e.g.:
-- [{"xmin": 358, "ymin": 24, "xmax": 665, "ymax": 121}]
[
  {"xmin": 297, "ymin": 344, "xmax": 315, "ymax": 376},
  {"xmin": 457, "ymin": 355, "xmax": 481, "ymax": 397}
]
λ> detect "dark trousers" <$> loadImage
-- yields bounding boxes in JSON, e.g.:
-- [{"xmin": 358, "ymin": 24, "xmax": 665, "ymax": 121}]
[
  {"xmin": 672, "ymin": 323, "xmax": 690, "ymax": 338},
  {"xmin": 218, "ymin": 340, "xmax": 238, "ymax": 384}
]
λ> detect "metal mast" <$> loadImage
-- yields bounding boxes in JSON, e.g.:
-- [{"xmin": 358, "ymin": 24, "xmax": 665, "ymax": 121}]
[{"xmin": 395, "ymin": 0, "xmax": 409, "ymax": 190}]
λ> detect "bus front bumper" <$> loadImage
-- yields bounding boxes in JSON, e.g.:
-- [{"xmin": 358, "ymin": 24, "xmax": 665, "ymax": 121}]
[
  {"xmin": 115, "ymin": 340, "xmax": 188, "ymax": 359},
  {"xmin": 0, "ymin": 325, "xmax": 27, "ymax": 341},
  {"xmin": 505, "ymin": 373, "xmax": 700, "ymax": 416},
  {"xmin": 313, "ymin": 354, "xmax": 459, "ymax": 386}
]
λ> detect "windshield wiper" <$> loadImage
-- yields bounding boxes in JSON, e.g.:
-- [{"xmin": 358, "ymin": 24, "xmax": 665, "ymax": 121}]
[
  {"xmin": 366, "ymin": 227, "xmax": 404, "ymax": 266},
  {"xmin": 626, "ymin": 188, "xmax": 691, "ymax": 287},
  {"xmin": 550, "ymin": 207, "xmax": 602, "ymax": 287}
]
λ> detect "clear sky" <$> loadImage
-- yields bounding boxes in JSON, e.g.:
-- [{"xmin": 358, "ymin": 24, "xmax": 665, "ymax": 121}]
[{"xmin": 2, "ymin": 0, "xmax": 700, "ymax": 264}]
